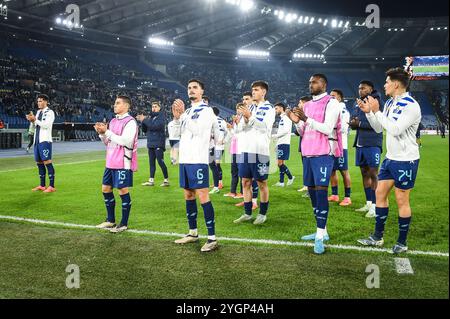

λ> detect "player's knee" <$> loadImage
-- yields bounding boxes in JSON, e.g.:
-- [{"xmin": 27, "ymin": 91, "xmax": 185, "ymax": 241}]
[
  {"xmin": 118, "ymin": 188, "xmax": 129, "ymax": 196},
  {"xmin": 102, "ymin": 185, "xmax": 112, "ymax": 193}
]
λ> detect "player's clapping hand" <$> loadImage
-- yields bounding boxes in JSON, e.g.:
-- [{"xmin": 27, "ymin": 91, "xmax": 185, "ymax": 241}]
[
  {"xmin": 238, "ymin": 104, "xmax": 251, "ymax": 121},
  {"xmin": 293, "ymin": 107, "xmax": 307, "ymax": 122},
  {"xmin": 94, "ymin": 122, "xmax": 107, "ymax": 134},
  {"xmin": 172, "ymin": 99, "xmax": 185, "ymax": 119},
  {"xmin": 356, "ymin": 98, "xmax": 371, "ymax": 113},
  {"xmin": 366, "ymin": 96, "xmax": 380, "ymax": 113},
  {"xmin": 286, "ymin": 108, "xmax": 300, "ymax": 123}
]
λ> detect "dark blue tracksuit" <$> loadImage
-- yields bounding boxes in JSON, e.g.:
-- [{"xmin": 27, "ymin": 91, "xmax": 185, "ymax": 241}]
[{"xmin": 142, "ymin": 112, "xmax": 168, "ymax": 179}]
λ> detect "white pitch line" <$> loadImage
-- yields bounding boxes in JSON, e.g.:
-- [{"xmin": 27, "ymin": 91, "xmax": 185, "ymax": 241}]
[
  {"xmin": 394, "ymin": 258, "xmax": 414, "ymax": 274},
  {"xmin": 0, "ymin": 159, "xmax": 103, "ymax": 173},
  {"xmin": 0, "ymin": 214, "xmax": 448, "ymax": 258}
]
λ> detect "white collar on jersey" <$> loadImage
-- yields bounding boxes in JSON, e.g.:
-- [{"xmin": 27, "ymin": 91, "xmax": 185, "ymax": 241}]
[
  {"xmin": 115, "ymin": 112, "xmax": 130, "ymax": 119},
  {"xmin": 191, "ymin": 100, "xmax": 207, "ymax": 108},
  {"xmin": 313, "ymin": 92, "xmax": 328, "ymax": 101},
  {"xmin": 38, "ymin": 106, "xmax": 49, "ymax": 113}
]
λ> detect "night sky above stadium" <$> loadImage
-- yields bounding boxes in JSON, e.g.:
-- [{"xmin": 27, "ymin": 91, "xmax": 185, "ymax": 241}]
[{"xmin": 264, "ymin": 0, "xmax": 449, "ymax": 18}]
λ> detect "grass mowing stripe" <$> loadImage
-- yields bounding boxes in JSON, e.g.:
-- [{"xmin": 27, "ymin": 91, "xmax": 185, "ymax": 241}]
[{"xmin": 1, "ymin": 214, "xmax": 448, "ymax": 258}]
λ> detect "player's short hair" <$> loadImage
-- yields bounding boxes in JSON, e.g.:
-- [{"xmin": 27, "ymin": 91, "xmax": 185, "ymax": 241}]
[
  {"xmin": 386, "ymin": 67, "xmax": 410, "ymax": 88},
  {"xmin": 331, "ymin": 89, "xmax": 344, "ymax": 100},
  {"xmin": 188, "ymin": 78, "xmax": 205, "ymax": 90},
  {"xmin": 243, "ymin": 91, "xmax": 252, "ymax": 98},
  {"xmin": 202, "ymin": 96, "xmax": 209, "ymax": 103},
  {"xmin": 251, "ymin": 81, "xmax": 269, "ymax": 92},
  {"xmin": 312, "ymin": 73, "xmax": 328, "ymax": 84},
  {"xmin": 300, "ymin": 95, "xmax": 312, "ymax": 103},
  {"xmin": 37, "ymin": 94, "xmax": 49, "ymax": 102},
  {"xmin": 274, "ymin": 102, "xmax": 286, "ymax": 111},
  {"xmin": 212, "ymin": 107, "xmax": 220, "ymax": 116},
  {"xmin": 151, "ymin": 101, "xmax": 161, "ymax": 106},
  {"xmin": 117, "ymin": 95, "xmax": 132, "ymax": 107},
  {"xmin": 359, "ymin": 80, "xmax": 374, "ymax": 89}
]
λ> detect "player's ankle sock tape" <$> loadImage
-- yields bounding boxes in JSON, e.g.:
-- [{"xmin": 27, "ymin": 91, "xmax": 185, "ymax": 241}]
[
  {"xmin": 119, "ymin": 193, "xmax": 131, "ymax": 226},
  {"xmin": 102, "ymin": 192, "xmax": 116, "ymax": 223},
  {"xmin": 315, "ymin": 190, "xmax": 329, "ymax": 229},
  {"xmin": 45, "ymin": 163, "xmax": 55, "ymax": 187},
  {"xmin": 186, "ymin": 199, "xmax": 198, "ymax": 230},
  {"xmin": 201, "ymin": 201, "xmax": 215, "ymax": 236},
  {"xmin": 397, "ymin": 216, "xmax": 411, "ymax": 245},
  {"xmin": 37, "ymin": 163, "xmax": 46, "ymax": 187},
  {"xmin": 374, "ymin": 207, "xmax": 389, "ymax": 238}
]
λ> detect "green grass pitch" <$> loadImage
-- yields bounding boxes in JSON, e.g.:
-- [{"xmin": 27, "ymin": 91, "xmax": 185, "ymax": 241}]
[{"xmin": 0, "ymin": 134, "xmax": 448, "ymax": 298}]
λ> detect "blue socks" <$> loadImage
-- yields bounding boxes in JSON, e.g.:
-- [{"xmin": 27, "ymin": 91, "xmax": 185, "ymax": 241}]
[
  {"xmin": 259, "ymin": 202, "xmax": 269, "ymax": 216},
  {"xmin": 244, "ymin": 201, "xmax": 253, "ymax": 216},
  {"xmin": 397, "ymin": 216, "xmax": 411, "ymax": 245},
  {"xmin": 315, "ymin": 190, "xmax": 329, "ymax": 229},
  {"xmin": 252, "ymin": 180, "xmax": 259, "ymax": 199},
  {"xmin": 279, "ymin": 165, "xmax": 293, "ymax": 183},
  {"xmin": 345, "ymin": 187, "xmax": 351, "ymax": 198},
  {"xmin": 371, "ymin": 189, "xmax": 376, "ymax": 204},
  {"xmin": 364, "ymin": 187, "xmax": 372, "ymax": 202},
  {"xmin": 308, "ymin": 188, "xmax": 318, "ymax": 221},
  {"xmin": 45, "ymin": 163, "xmax": 55, "ymax": 188},
  {"xmin": 331, "ymin": 186, "xmax": 338, "ymax": 196},
  {"xmin": 186, "ymin": 199, "xmax": 198, "ymax": 230},
  {"xmin": 279, "ymin": 165, "xmax": 285, "ymax": 183},
  {"xmin": 103, "ymin": 192, "xmax": 116, "ymax": 223},
  {"xmin": 201, "ymin": 201, "xmax": 215, "ymax": 236},
  {"xmin": 374, "ymin": 207, "xmax": 389, "ymax": 239},
  {"xmin": 119, "ymin": 193, "xmax": 131, "ymax": 226},
  {"xmin": 37, "ymin": 163, "xmax": 46, "ymax": 187}
]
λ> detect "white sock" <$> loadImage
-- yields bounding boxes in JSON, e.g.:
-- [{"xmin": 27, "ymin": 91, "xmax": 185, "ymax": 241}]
[
  {"xmin": 164, "ymin": 178, "xmax": 168, "ymax": 182},
  {"xmin": 189, "ymin": 229, "xmax": 198, "ymax": 236},
  {"xmin": 316, "ymin": 228, "xmax": 326, "ymax": 240},
  {"xmin": 324, "ymin": 226, "xmax": 328, "ymax": 237},
  {"xmin": 208, "ymin": 235, "xmax": 216, "ymax": 241},
  {"xmin": 149, "ymin": 178, "xmax": 154, "ymax": 182},
  {"xmin": 366, "ymin": 201, "xmax": 372, "ymax": 207},
  {"xmin": 252, "ymin": 198, "xmax": 257, "ymax": 204}
]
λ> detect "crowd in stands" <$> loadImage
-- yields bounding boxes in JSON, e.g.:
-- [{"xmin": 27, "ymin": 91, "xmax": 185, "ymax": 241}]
[{"xmin": 1, "ymin": 38, "xmax": 448, "ymax": 134}]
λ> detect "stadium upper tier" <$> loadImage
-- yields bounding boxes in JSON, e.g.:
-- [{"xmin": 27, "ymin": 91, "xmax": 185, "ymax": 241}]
[{"xmin": 1, "ymin": 0, "xmax": 448, "ymax": 61}]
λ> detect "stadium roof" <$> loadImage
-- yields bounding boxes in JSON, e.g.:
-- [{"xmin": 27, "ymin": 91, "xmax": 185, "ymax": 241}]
[{"xmin": 2, "ymin": 0, "xmax": 449, "ymax": 61}]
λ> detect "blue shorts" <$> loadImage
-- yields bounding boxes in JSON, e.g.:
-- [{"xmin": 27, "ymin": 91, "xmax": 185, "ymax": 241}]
[
  {"xmin": 238, "ymin": 153, "xmax": 270, "ymax": 181},
  {"xmin": 355, "ymin": 146, "xmax": 381, "ymax": 168},
  {"xmin": 277, "ymin": 144, "xmax": 290, "ymax": 160},
  {"xmin": 102, "ymin": 168, "xmax": 133, "ymax": 189},
  {"xmin": 179, "ymin": 164, "xmax": 209, "ymax": 189},
  {"xmin": 34, "ymin": 142, "xmax": 52, "ymax": 162},
  {"xmin": 303, "ymin": 155, "xmax": 334, "ymax": 187},
  {"xmin": 169, "ymin": 140, "xmax": 179, "ymax": 148},
  {"xmin": 333, "ymin": 149, "xmax": 349, "ymax": 171},
  {"xmin": 378, "ymin": 159, "xmax": 420, "ymax": 190}
]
